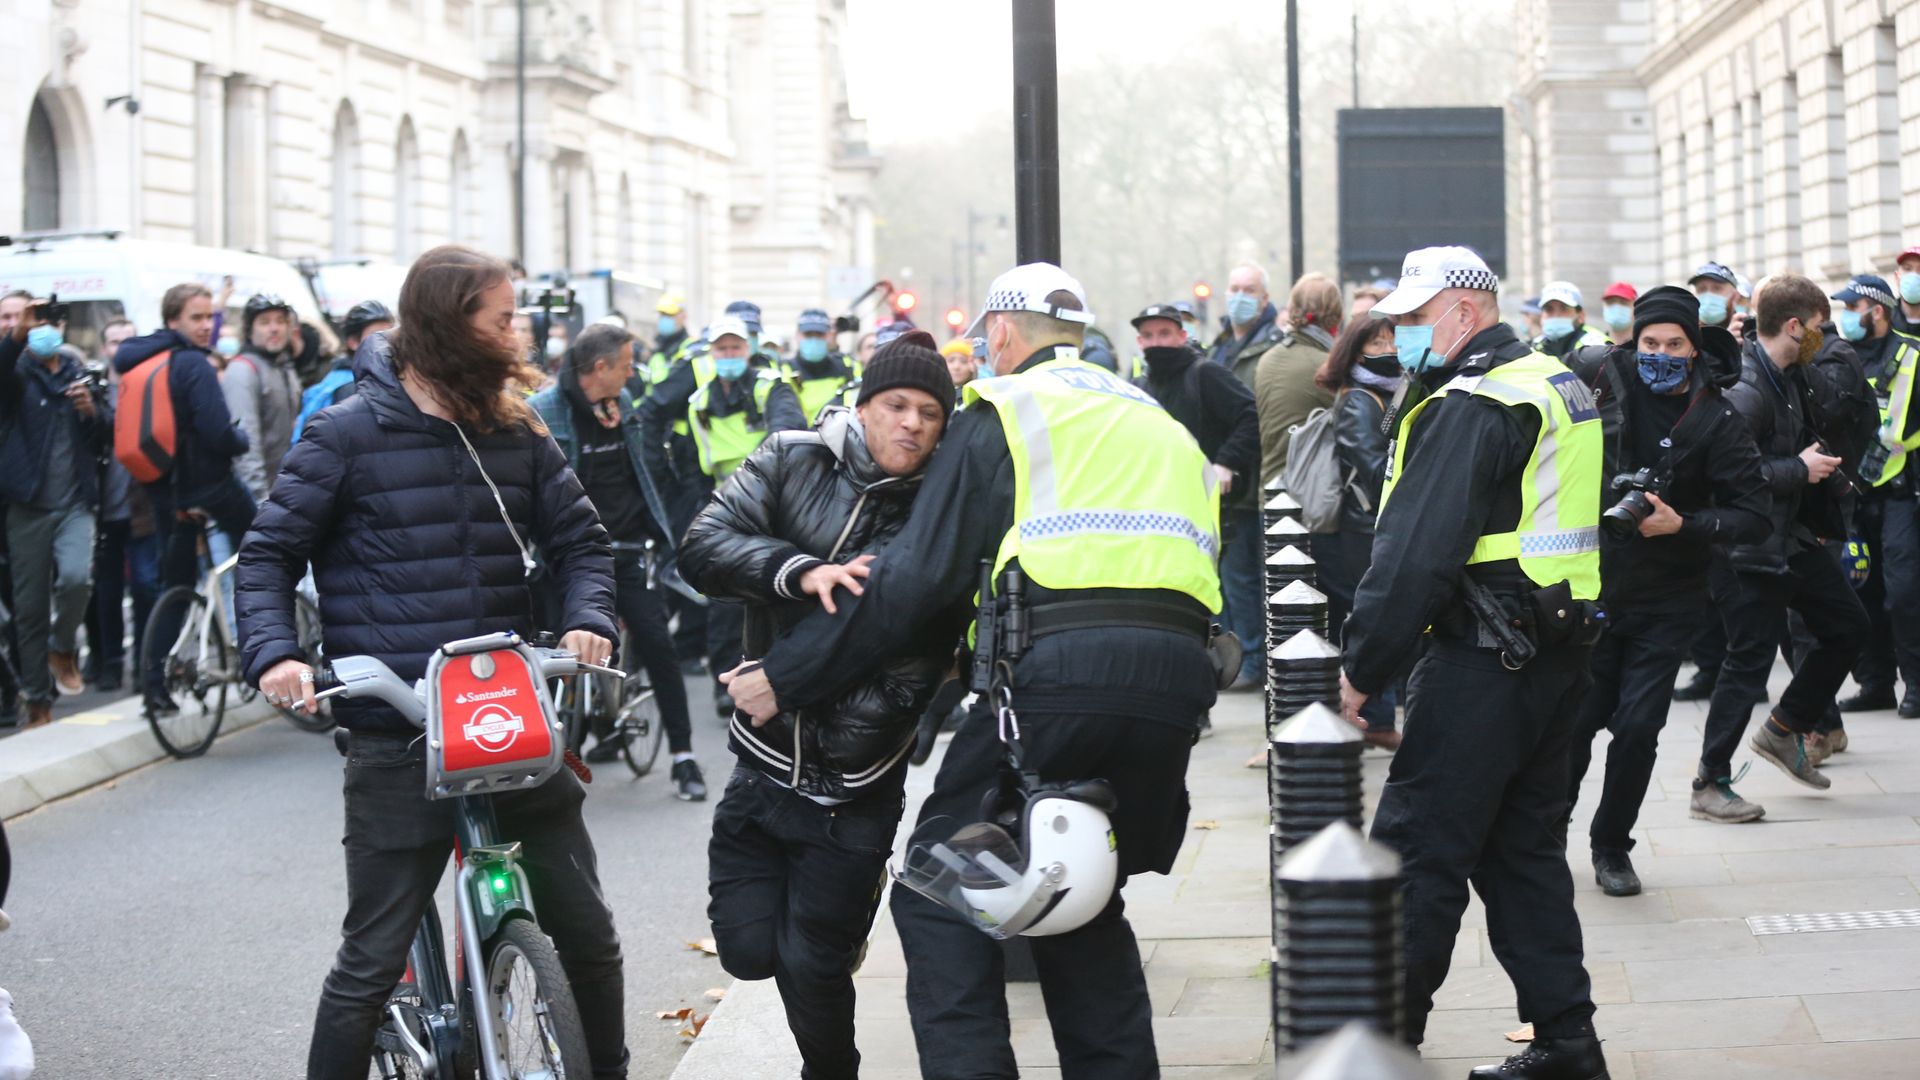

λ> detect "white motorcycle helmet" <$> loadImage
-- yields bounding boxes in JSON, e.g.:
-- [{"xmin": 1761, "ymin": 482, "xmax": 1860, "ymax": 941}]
[{"xmin": 896, "ymin": 778, "xmax": 1119, "ymax": 939}]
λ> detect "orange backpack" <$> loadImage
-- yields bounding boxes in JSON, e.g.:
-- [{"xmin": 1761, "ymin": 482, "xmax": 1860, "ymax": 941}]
[{"xmin": 114, "ymin": 351, "xmax": 178, "ymax": 484}]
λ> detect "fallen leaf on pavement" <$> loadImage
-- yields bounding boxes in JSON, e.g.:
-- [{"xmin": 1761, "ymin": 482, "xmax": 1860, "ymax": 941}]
[
  {"xmin": 704, "ymin": 987, "xmax": 727, "ymax": 1001},
  {"xmin": 1244, "ymin": 748, "xmax": 1267, "ymax": 769},
  {"xmin": 677, "ymin": 1012, "xmax": 710, "ymax": 1039},
  {"xmin": 656, "ymin": 1007, "xmax": 694, "ymax": 1022},
  {"xmin": 686, "ymin": 938, "xmax": 718, "ymax": 956},
  {"xmin": 1505, "ymin": 1023, "xmax": 1534, "ymax": 1043},
  {"xmin": 1192, "ymin": 820, "xmax": 1220, "ymax": 830}
]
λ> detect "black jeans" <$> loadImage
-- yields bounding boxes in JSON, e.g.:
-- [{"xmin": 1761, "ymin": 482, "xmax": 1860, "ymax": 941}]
[
  {"xmin": 1370, "ymin": 638, "xmax": 1596, "ymax": 1047},
  {"xmin": 144, "ymin": 477, "xmax": 256, "ymax": 695},
  {"xmin": 611, "ymin": 555, "xmax": 693, "ymax": 753},
  {"xmin": 307, "ymin": 734, "xmax": 628, "ymax": 1080},
  {"xmin": 891, "ymin": 703, "xmax": 1193, "ymax": 1079},
  {"xmin": 86, "ymin": 519, "xmax": 161, "ymax": 681},
  {"xmin": 1567, "ymin": 607, "xmax": 1702, "ymax": 853},
  {"xmin": 1700, "ymin": 550, "xmax": 1869, "ymax": 778},
  {"xmin": 708, "ymin": 769, "xmax": 900, "ymax": 1080}
]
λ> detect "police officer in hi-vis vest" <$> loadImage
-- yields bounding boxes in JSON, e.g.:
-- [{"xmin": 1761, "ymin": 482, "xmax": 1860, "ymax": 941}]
[
  {"xmin": 723, "ymin": 262, "xmax": 1222, "ymax": 1079},
  {"xmin": 1338, "ymin": 247, "xmax": 1612, "ymax": 1080}
]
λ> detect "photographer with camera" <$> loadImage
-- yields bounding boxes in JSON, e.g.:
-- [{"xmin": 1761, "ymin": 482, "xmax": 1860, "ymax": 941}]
[
  {"xmin": 1693, "ymin": 275, "xmax": 1869, "ymax": 817},
  {"xmin": 0, "ymin": 292, "xmax": 110, "ymax": 727},
  {"xmin": 1561, "ymin": 286, "xmax": 1770, "ymax": 895}
]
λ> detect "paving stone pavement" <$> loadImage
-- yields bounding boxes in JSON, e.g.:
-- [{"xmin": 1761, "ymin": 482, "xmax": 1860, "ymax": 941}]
[{"xmin": 675, "ymin": 660, "xmax": 1920, "ymax": 1079}]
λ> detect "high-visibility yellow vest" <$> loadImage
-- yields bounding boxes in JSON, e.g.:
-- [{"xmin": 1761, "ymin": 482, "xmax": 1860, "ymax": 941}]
[
  {"xmin": 779, "ymin": 361, "xmax": 854, "ymax": 423},
  {"xmin": 689, "ymin": 369, "xmax": 781, "ymax": 479},
  {"xmin": 964, "ymin": 351, "xmax": 1222, "ymax": 613},
  {"xmin": 1382, "ymin": 352, "xmax": 1603, "ymax": 600},
  {"xmin": 1866, "ymin": 329, "xmax": 1920, "ymax": 487}
]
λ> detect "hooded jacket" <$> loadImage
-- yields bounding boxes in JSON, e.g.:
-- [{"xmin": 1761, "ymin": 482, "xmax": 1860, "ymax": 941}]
[
  {"xmin": 224, "ymin": 345, "xmax": 303, "ymax": 501},
  {"xmin": 112, "ymin": 329, "xmax": 249, "ymax": 500},
  {"xmin": 234, "ymin": 335, "xmax": 616, "ymax": 734},
  {"xmin": 0, "ymin": 335, "xmax": 110, "ymax": 508},
  {"xmin": 679, "ymin": 407, "xmax": 956, "ymax": 802}
]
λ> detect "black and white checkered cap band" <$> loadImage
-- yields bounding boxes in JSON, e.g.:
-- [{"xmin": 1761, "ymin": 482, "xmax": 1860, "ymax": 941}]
[
  {"xmin": 982, "ymin": 286, "xmax": 1096, "ymax": 323},
  {"xmin": 1444, "ymin": 268, "xmax": 1500, "ymax": 292},
  {"xmin": 1852, "ymin": 282, "xmax": 1897, "ymax": 307}
]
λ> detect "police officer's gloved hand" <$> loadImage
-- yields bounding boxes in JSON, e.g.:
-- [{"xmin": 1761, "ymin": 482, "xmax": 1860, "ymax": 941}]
[{"xmin": 1846, "ymin": 537, "xmax": 1871, "ymax": 589}]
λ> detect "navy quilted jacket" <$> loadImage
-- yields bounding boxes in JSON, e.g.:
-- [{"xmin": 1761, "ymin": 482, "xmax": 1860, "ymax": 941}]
[{"xmin": 235, "ymin": 336, "xmax": 615, "ymax": 733}]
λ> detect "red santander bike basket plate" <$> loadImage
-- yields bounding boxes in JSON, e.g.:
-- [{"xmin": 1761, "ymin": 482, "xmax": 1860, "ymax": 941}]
[{"xmin": 425, "ymin": 644, "xmax": 561, "ymax": 796}]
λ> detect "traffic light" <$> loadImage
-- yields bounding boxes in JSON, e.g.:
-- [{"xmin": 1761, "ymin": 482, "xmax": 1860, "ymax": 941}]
[
  {"xmin": 944, "ymin": 306, "xmax": 966, "ymax": 331},
  {"xmin": 893, "ymin": 290, "xmax": 918, "ymax": 315},
  {"xmin": 1193, "ymin": 281, "xmax": 1212, "ymax": 301}
]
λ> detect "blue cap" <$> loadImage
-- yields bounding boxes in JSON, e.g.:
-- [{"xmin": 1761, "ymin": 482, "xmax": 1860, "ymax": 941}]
[
  {"xmin": 1520, "ymin": 296, "xmax": 1542, "ymax": 316},
  {"xmin": 874, "ymin": 320, "xmax": 915, "ymax": 347},
  {"xmin": 724, "ymin": 300, "xmax": 762, "ymax": 334},
  {"xmin": 1832, "ymin": 274, "xmax": 1897, "ymax": 308},
  {"xmin": 796, "ymin": 308, "xmax": 832, "ymax": 334},
  {"xmin": 1172, "ymin": 300, "xmax": 1196, "ymax": 317},
  {"xmin": 1688, "ymin": 261, "xmax": 1737, "ymax": 287}
]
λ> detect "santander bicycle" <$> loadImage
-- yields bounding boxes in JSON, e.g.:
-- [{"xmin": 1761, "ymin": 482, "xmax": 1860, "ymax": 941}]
[{"xmin": 313, "ymin": 630, "xmax": 622, "ymax": 1080}]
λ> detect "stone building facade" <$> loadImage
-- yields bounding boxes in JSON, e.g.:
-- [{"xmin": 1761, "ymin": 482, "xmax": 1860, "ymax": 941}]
[
  {"xmin": 1513, "ymin": 0, "xmax": 1920, "ymax": 298},
  {"xmin": 3, "ymin": 0, "xmax": 877, "ymax": 331}
]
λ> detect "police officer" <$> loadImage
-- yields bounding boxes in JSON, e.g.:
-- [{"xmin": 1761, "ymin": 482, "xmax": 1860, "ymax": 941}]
[
  {"xmin": 779, "ymin": 307, "xmax": 855, "ymax": 422},
  {"xmin": 1533, "ymin": 280, "xmax": 1610, "ymax": 361},
  {"xmin": 1339, "ymin": 246, "xmax": 1610, "ymax": 1079},
  {"xmin": 724, "ymin": 262, "xmax": 1220, "ymax": 1080},
  {"xmin": 640, "ymin": 294, "xmax": 692, "ymax": 394}
]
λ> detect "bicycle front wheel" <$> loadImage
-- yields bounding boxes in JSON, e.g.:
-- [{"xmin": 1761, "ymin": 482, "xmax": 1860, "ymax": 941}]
[
  {"xmin": 618, "ymin": 684, "xmax": 665, "ymax": 778},
  {"xmin": 142, "ymin": 586, "xmax": 228, "ymax": 759},
  {"xmin": 275, "ymin": 592, "xmax": 336, "ymax": 733},
  {"xmin": 482, "ymin": 918, "xmax": 592, "ymax": 1079}
]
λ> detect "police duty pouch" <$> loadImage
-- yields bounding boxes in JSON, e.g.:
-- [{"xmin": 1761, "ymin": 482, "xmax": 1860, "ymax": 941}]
[
  {"xmin": 1207, "ymin": 624, "xmax": 1243, "ymax": 691},
  {"xmin": 1528, "ymin": 581, "xmax": 1607, "ymax": 648}
]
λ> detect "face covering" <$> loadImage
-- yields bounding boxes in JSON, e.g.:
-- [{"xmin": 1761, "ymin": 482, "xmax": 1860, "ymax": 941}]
[
  {"xmin": 217, "ymin": 334, "xmax": 240, "ymax": 355},
  {"xmin": 1697, "ymin": 292, "xmax": 1729, "ymax": 326},
  {"xmin": 1735, "ymin": 303, "xmax": 1751, "ymax": 316},
  {"xmin": 1636, "ymin": 351, "xmax": 1691, "ymax": 393},
  {"xmin": 1394, "ymin": 301, "xmax": 1464, "ymax": 373},
  {"xmin": 1796, "ymin": 323, "xmax": 1824, "ymax": 365},
  {"xmin": 1838, "ymin": 309, "xmax": 1868, "ymax": 342},
  {"xmin": 545, "ymin": 337, "xmax": 567, "ymax": 361},
  {"xmin": 1351, "ymin": 353, "xmax": 1405, "ymax": 393},
  {"xmin": 656, "ymin": 314, "xmax": 678, "ymax": 337},
  {"xmin": 713, "ymin": 355, "xmax": 749, "ymax": 381},
  {"xmin": 1225, "ymin": 292, "xmax": 1260, "ymax": 327},
  {"xmin": 1902, "ymin": 272, "xmax": 1920, "ymax": 305},
  {"xmin": 797, "ymin": 338, "xmax": 829, "ymax": 363},
  {"xmin": 25, "ymin": 324, "xmax": 63, "ymax": 357},
  {"xmin": 1142, "ymin": 345, "xmax": 1189, "ymax": 369},
  {"xmin": 1541, "ymin": 316, "xmax": 1576, "ymax": 340},
  {"xmin": 1603, "ymin": 304, "xmax": 1632, "ymax": 331}
]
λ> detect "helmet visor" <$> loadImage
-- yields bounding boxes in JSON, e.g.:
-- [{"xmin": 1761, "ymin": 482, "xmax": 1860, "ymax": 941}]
[{"xmin": 894, "ymin": 820, "xmax": 1061, "ymax": 940}]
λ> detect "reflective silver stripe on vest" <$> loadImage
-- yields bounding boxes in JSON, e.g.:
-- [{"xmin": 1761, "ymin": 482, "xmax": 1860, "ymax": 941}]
[{"xmin": 1473, "ymin": 373, "xmax": 1568, "ymax": 535}]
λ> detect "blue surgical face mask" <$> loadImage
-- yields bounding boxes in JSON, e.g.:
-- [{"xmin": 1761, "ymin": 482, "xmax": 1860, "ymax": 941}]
[
  {"xmin": 1901, "ymin": 272, "xmax": 1920, "ymax": 305},
  {"xmin": 797, "ymin": 337, "xmax": 829, "ymax": 363},
  {"xmin": 714, "ymin": 355, "xmax": 749, "ymax": 381},
  {"xmin": 1394, "ymin": 324, "xmax": 1440, "ymax": 373},
  {"xmin": 1838, "ymin": 309, "xmax": 1868, "ymax": 342},
  {"xmin": 1603, "ymin": 304, "xmax": 1632, "ymax": 331},
  {"xmin": 25, "ymin": 324, "xmax": 63, "ymax": 357},
  {"xmin": 1541, "ymin": 316, "xmax": 1576, "ymax": 340},
  {"xmin": 656, "ymin": 314, "xmax": 678, "ymax": 337},
  {"xmin": 1697, "ymin": 292, "xmax": 1729, "ymax": 326},
  {"xmin": 1636, "ymin": 351, "xmax": 1690, "ymax": 394},
  {"xmin": 1225, "ymin": 292, "xmax": 1260, "ymax": 326}
]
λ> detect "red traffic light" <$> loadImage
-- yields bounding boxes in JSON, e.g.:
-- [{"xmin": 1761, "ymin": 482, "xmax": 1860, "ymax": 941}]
[
  {"xmin": 893, "ymin": 291, "xmax": 918, "ymax": 314},
  {"xmin": 1192, "ymin": 281, "xmax": 1212, "ymax": 300},
  {"xmin": 944, "ymin": 306, "xmax": 965, "ymax": 329}
]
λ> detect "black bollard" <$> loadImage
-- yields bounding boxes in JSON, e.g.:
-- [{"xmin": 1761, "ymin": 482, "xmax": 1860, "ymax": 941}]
[
  {"xmin": 1266, "ymin": 515, "xmax": 1312, "ymax": 561},
  {"xmin": 1264, "ymin": 490, "xmax": 1303, "ymax": 533},
  {"xmin": 1267, "ymin": 580, "xmax": 1329, "ymax": 649},
  {"xmin": 1272, "ymin": 821, "xmax": 1406, "ymax": 1052},
  {"xmin": 1267, "ymin": 701, "xmax": 1363, "ymax": 854},
  {"xmin": 1265, "ymin": 629, "xmax": 1341, "ymax": 724},
  {"xmin": 1266, "ymin": 545, "xmax": 1317, "ymax": 596},
  {"xmin": 1279, "ymin": 1020, "xmax": 1425, "ymax": 1079}
]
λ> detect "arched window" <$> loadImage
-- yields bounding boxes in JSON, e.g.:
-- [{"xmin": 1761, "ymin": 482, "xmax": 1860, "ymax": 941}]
[
  {"xmin": 22, "ymin": 96, "xmax": 59, "ymax": 230},
  {"xmin": 331, "ymin": 101, "xmax": 360, "ymax": 258},
  {"xmin": 394, "ymin": 116, "xmax": 421, "ymax": 260},
  {"xmin": 617, "ymin": 174, "xmax": 634, "ymax": 267},
  {"xmin": 450, "ymin": 130, "xmax": 474, "ymax": 243}
]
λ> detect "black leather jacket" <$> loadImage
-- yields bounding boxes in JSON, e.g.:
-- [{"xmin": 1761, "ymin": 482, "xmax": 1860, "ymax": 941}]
[
  {"xmin": 1723, "ymin": 341, "xmax": 1819, "ymax": 575},
  {"xmin": 679, "ymin": 407, "xmax": 952, "ymax": 801},
  {"xmin": 1331, "ymin": 385, "xmax": 1391, "ymax": 535}
]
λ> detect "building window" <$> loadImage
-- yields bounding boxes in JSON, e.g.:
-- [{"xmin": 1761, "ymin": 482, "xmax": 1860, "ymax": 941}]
[
  {"xmin": 450, "ymin": 130, "xmax": 473, "ymax": 244},
  {"xmin": 395, "ymin": 116, "xmax": 421, "ymax": 261},
  {"xmin": 22, "ymin": 95, "xmax": 59, "ymax": 230},
  {"xmin": 618, "ymin": 175, "xmax": 634, "ymax": 267},
  {"xmin": 332, "ymin": 101, "xmax": 360, "ymax": 259}
]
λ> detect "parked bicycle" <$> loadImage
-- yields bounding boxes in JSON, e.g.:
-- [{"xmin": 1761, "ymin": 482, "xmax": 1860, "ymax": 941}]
[
  {"xmin": 313, "ymin": 630, "xmax": 622, "ymax": 1080},
  {"xmin": 142, "ymin": 514, "xmax": 330, "ymax": 758},
  {"xmin": 547, "ymin": 540, "xmax": 665, "ymax": 777}
]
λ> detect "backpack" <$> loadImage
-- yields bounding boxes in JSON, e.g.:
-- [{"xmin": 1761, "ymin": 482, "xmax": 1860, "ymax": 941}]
[
  {"xmin": 293, "ymin": 366, "xmax": 357, "ymax": 444},
  {"xmin": 114, "ymin": 351, "xmax": 177, "ymax": 484},
  {"xmin": 1282, "ymin": 388, "xmax": 1381, "ymax": 534}
]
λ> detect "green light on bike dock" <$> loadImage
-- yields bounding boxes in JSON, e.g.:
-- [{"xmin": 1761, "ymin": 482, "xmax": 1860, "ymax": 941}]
[{"xmin": 490, "ymin": 874, "xmax": 509, "ymax": 893}]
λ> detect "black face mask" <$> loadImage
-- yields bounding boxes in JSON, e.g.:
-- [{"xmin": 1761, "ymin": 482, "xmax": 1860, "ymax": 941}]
[
  {"xmin": 1358, "ymin": 352, "xmax": 1402, "ymax": 377},
  {"xmin": 1142, "ymin": 345, "xmax": 1190, "ymax": 368}
]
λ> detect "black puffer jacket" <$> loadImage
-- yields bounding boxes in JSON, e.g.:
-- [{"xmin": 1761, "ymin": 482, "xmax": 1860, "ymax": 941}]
[
  {"xmin": 680, "ymin": 407, "xmax": 955, "ymax": 802},
  {"xmin": 235, "ymin": 336, "xmax": 616, "ymax": 733}
]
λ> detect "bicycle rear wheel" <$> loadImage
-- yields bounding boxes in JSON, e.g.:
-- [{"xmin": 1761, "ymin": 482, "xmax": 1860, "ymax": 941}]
[
  {"xmin": 618, "ymin": 681, "xmax": 665, "ymax": 778},
  {"xmin": 274, "ymin": 592, "xmax": 336, "ymax": 733},
  {"xmin": 142, "ymin": 586, "xmax": 228, "ymax": 759},
  {"xmin": 482, "ymin": 918, "xmax": 592, "ymax": 1079}
]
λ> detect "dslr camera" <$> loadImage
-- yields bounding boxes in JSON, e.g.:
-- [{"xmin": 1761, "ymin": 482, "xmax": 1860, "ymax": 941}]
[{"xmin": 1601, "ymin": 467, "xmax": 1661, "ymax": 540}]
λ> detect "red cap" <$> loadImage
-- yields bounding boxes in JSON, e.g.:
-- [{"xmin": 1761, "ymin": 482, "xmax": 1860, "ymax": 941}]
[
  {"xmin": 1601, "ymin": 281, "xmax": 1637, "ymax": 303},
  {"xmin": 1899, "ymin": 245, "xmax": 1920, "ymax": 267}
]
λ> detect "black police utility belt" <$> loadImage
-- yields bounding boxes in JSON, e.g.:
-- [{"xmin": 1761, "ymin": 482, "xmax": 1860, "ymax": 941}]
[{"xmin": 1449, "ymin": 576, "xmax": 1607, "ymax": 671}]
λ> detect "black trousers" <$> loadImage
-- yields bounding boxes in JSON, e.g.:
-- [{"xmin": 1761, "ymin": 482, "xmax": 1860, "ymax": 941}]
[
  {"xmin": 610, "ymin": 555, "xmax": 694, "ymax": 753},
  {"xmin": 1567, "ymin": 608, "xmax": 1702, "ymax": 854},
  {"xmin": 891, "ymin": 702, "xmax": 1193, "ymax": 1080},
  {"xmin": 86, "ymin": 519, "xmax": 161, "ymax": 680},
  {"xmin": 307, "ymin": 735, "xmax": 628, "ymax": 1080},
  {"xmin": 1370, "ymin": 638, "xmax": 1596, "ymax": 1047},
  {"xmin": 1688, "ymin": 619, "xmax": 1726, "ymax": 688},
  {"xmin": 1700, "ymin": 550, "xmax": 1868, "ymax": 778},
  {"xmin": 143, "ymin": 477, "xmax": 256, "ymax": 695},
  {"xmin": 708, "ymin": 769, "xmax": 900, "ymax": 1080}
]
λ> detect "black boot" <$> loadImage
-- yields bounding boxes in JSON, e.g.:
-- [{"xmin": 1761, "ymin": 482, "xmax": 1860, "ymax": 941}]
[
  {"xmin": 1468, "ymin": 1035, "xmax": 1610, "ymax": 1079},
  {"xmin": 1671, "ymin": 671, "xmax": 1715, "ymax": 702},
  {"xmin": 1838, "ymin": 687, "xmax": 1896, "ymax": 712},
  {"xmin": 1901, "ymin": 688, "xmax": 1920, "ymax": 719},
  {"xmin": 1592, "ymin": 849, "xmax": 1641, "ymax": 897}
]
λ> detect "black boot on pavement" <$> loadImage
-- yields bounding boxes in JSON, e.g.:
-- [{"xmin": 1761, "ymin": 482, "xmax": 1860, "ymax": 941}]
[
  {"xmin": 1468, "ymin": 1035, "xmax": 1610, "ymax": 1079},
  {"xmin": 1592, "ymin": 849, "xmax": 1641, "ymax": 897},
  {"xmin": 713, "ymin": 692, "xmax": 735, "ymax": 720},
  {"xmin": 1670, "ymin": 671, "xmax": 1715, "ymax": 702},
  {"xmin": 584, "ymin": 731, "xmax": 628, "ymax": 764},
  {"xmin": 671, "ymin": 758, "xmax": 707, "ymax": 801},
  {"xmin": 1901, "ymin": 689, "xmax": 1920, "ymax": 719},
  {"xmin": 1838, "ymin": 687, "xmax": 1896, "ymax": 712}
]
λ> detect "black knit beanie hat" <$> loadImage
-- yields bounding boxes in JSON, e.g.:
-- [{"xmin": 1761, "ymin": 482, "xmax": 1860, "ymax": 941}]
[
  {"xmin": 1631, "ymin": 285, "xmax": 1703, "ymax": 355},
  {"xmin": 856, "ymin": 329, "xmax": 956, "ymax": 413}
]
